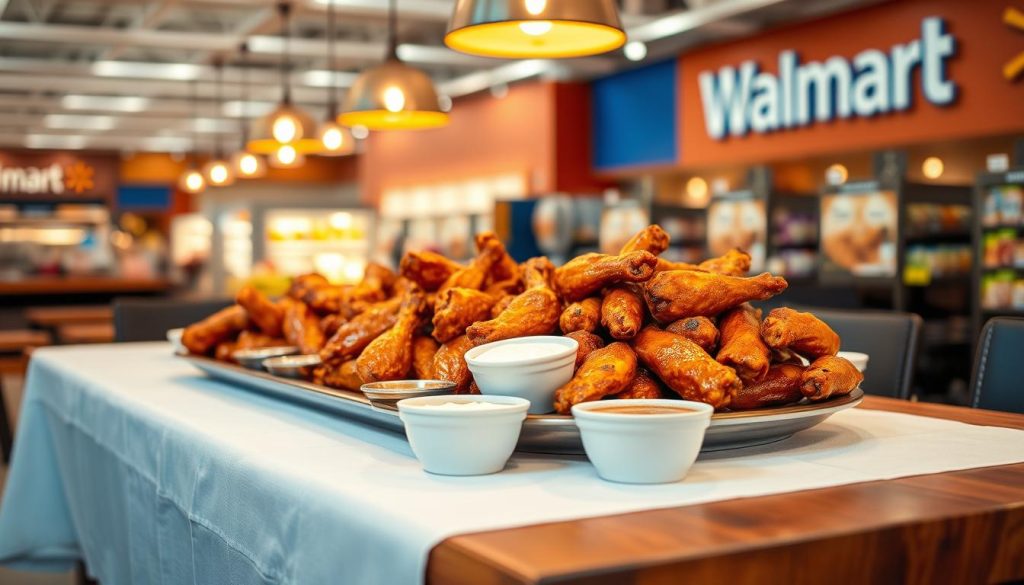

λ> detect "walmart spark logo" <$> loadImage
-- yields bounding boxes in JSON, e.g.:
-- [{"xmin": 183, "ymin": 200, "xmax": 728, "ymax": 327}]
[
  {"xmin": 1007, "ymin": 7, "xmax": 1024, "ymax": 81},
  {"xmin": 63, "ymin": 161, "xmax": 94, "ymax": 193}
]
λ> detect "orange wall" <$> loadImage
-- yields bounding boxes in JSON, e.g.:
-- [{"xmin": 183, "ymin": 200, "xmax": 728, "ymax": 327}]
[{"xmin": 678, "ymin": 0, "xmax": 1024, "ymax": 168}]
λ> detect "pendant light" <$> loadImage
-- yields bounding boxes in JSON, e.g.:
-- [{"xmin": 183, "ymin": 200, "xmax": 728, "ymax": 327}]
[
  {"xmin": 231, "ymin": 43, "xmax": 267, "ymax": 178},
  {"xmin": 317, "ymin": 0, "xmax": 354, "ymax": 155},
  {"xmin": 203, "ymin": 59, "xmax": 236, "ymax": 187},
  {"xmin": 270, "ymin": 143, "xmax": 306, "ymax": 168},
  {"xmin": 338, "ymin": 0, "xmax": 448, "ymax": 130},
  {"xmin": 178, "ymin": 79, "xmax": 206, "ymax": 195},
  {"xmin": 445, "ymin": 0, "xmax": 626, "ymax": 59},
  {"xmin": 247, "ymin": 1, "xmax": 319, "ymax": 154}
]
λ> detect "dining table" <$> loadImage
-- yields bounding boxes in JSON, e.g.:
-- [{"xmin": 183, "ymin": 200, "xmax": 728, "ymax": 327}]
[{"xmin": 0, "ymin": 342, "xmax": 1022, "ymax": 585}]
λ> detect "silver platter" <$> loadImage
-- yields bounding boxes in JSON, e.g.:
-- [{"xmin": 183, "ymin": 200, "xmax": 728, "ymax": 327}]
[{"xmin": 182, "ymin": 355, "xmax": 863, "ymax": 455}]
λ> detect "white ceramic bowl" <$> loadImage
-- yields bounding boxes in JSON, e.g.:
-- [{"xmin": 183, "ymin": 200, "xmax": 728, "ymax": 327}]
[
  {"xmin": 166, "ymin": 328, "xmax": 186, "ymax": 355},
  {"xmin": 837, "ymin": 351, "xmax": 869, "ymax": 372},
  {"xmin": 465, "ymin": 336, "xmax": 578, "ymax": 414},
  {"xmin": 398, "ymin": 395, "xmax": 530, "ymax": 476},
  {"xmin": 572, "ymin": 399, "xmax": 714, "ymax": 484}
]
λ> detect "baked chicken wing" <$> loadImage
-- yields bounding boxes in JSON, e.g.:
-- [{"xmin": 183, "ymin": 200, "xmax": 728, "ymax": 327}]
[
  {"xmin": 800, "ymin": 356, "xmax": 862, "ymax": 402},
  {"xmin": 356, "ymin": 293, "xmax": 424, "ymax": 383},
  {"xmin": 319, "ymin": 296, "xmax": 402, "ymax": 364},
  {"xmin": 665, "ymin": 317, "xmax": 719, "ymax": 353},
  {"xmin": 282, "ymin": 301, "xmax": 325, "ymax": 355},
  {"xmin": 400, "ymin": 250, "xmax": 463, "ymax": 292},
  {"xmin": 731, "ymin": 363, "xmax": 805, "ymax": 410},
  {"xmin": 600, "ymin": 284, "xmax": 645, "ymax": 340},
  {"xmin": 644, "ymin": 270, "xmax": 788, "ymax": 322},
  {"xmin": 431, "ymin": 334, "xmax": 475, "ymax": 393},
  {"xmin": 431, "ymin": 287, "xmax": 498, "ymax": 343},
  {"xmin": 554, "ymin": 251, "xmax": 658, "ymax": 302},
  {"xmin": 760, "ymin": 307, "xmax": 840, "ymax": 359},
  {"xmin": 553, "ymin": 342, "xmax": 638, "ymax": 414},
  {"xmin": 565, "ymin": 330, "xmax": 605, "ymax": 370},
  {"xmin": 619, "ymin": 225, "xmax": 670, "ymax": 255},
  {"xmin": 632, "ymin": 326, "xmax": 741, "ymax": 409},
  {"xmin": 182, "ymin": 305, "xmax": 248, "ymax": 356},
  {"xmin": 559, "ymin": 297, "xmax": 602, "ymax": 334},
  {"xmin": 466, "ymin": 257, "xmax": 560, "ymax": 346},
  {"xmin": 235, "ymin": 286, "xmax": 284, "ymax": 337},
  {"xmin": 716, "ymin": 303, "xmax": 771, "ymax": 383},
  {"xmin": 611, "ymin": 368, "xmax": 665, "ymax": 400}
]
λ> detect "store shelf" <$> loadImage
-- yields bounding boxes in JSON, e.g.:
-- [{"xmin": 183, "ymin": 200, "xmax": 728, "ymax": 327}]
[{"xmin": 905, "ymin": 232, "xmax": 972, "ymax": 244}]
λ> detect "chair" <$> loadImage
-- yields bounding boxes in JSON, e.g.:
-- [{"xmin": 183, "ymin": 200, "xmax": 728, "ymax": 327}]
[
  {"xmin": 796, "ymin": 308, "xmax": 922, "ymax": 399},
  {"xmin": 113, "ymin": 297, "xmax": 233, "ymax": 342},
  {"xmin": 969, "ymin": 317, "xmax": 1024, "ymax": 414}
]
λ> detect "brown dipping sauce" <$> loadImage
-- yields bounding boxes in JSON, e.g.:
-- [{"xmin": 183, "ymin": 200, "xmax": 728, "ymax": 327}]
[{"xmin": 593, "ymin": 405, "xmax": 697, "ymax": 415}]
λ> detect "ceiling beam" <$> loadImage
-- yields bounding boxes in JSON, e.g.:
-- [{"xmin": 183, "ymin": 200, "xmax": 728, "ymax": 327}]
[{"xmin": 102, "ymin": 0, "xmax": 183, "ymax": 60}]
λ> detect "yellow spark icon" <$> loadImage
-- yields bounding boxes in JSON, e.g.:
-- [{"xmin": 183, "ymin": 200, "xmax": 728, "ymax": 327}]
[
  {"xmin": 64, "ymin": 161, "xmax": 95, "ymax": 194},
  {"xmin": 1006, "ymin": 7, "xmax": 1024, "ymax": 80}
]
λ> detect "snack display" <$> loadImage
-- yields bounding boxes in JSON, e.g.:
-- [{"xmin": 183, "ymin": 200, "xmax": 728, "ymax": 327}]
[{"xmin": 182, "ymin": 225, "xmax": 863, "ymax": 414}]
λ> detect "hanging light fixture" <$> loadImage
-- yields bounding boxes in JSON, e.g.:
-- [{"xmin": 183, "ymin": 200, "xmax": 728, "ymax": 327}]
[
  {"xmin": 445, "ymin": 0, "xmax": 625, "ymax": 59},
  {"xmin": 178, "ymin": 79, "xmax": 206, "ymax": 194},
  {"xmin": 247, "ymin": 1, "xmax": 319, "ymax": 154},
  {"xmin": 231, "ymin": 43, "xmax": 267, "ymax": 178},
  {"xmin": 338, "ymin": 0, "xmax": 448, "ymax": 130},
  {"xmin": 202, "ymin": 59, "xmax": 236, "ymax": 187},
  {"xmin": 270, "ymin": 143, "xmax": 306, "ymax": 168},
  {"xmin": 318, "ymin": 0, "xmax": 355, "ymax": 155}
]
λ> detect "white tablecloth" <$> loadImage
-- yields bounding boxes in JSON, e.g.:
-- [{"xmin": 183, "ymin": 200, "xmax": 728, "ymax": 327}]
[{"xmin": 1, "ymin": 343, "xmax": 1023, "ymax": 585}]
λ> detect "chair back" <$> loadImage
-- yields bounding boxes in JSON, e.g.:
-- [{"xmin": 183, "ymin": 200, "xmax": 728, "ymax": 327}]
[
  {"xmin": 113, "ymin": 297, "xmax": 233, "ymax": 342},
  {"xmin": 969, "ymin": 317, "xmax": 1024, "ymax": 414}
]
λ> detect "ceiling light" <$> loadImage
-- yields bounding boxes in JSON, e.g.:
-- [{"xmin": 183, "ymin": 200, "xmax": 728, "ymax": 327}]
[
  {"xmin": 624, "ymin": 40, "xmax": 647, "ymax": 61},
  {"xmin": 230, "ymin": 44, "xmax": 267, "ymax": 178},
  {"xmin": 685, "ymin": 177, "xmax": 709, "ymax": 205},
  {"xmin": 445, "ymin": 0, "xmax": 625, "ymax": 59},
  {"xmin": 25, "ymin": 134, "xmax": 89, "ymax": 150},
  {"xmin": 201, "ymin": 60, "xmax": 236, "ymax": 187},
  {"xmin": 922, "ymin": 156, "xmax": 944, "ymax": 179},
  {"xmin": 825, "ymin": 164, "xmax": 849, "ymax": 186},
  {"xmin": 92, "ymin": 60, "xmax": 201, "ymax": 80},
  {"xmin": 44, "ymin": 114, "xmax": 116, "ymax": 131},
  {"xmin": 180, "ymin": 169, "xmax": 206, "ymax": 194},
  {"xmin": 232, "ymin": 151, "xmax": 267, "ymax": 178},
  {"xmin": 351, "ymin": 125, "xmax": 369, "ymax": 139},
  {"xmin": 62, "ymin": 94, "xmax": 149, "ymax": 112},
  {"xmin": 270, "ymin": 143, "xmax": 305, "ymax": 168}
]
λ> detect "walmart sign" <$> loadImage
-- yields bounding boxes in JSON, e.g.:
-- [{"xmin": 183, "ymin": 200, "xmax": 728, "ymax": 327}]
[{"xmin": 698, "ymin": 17, "xmax": 957, "ymax": 140}]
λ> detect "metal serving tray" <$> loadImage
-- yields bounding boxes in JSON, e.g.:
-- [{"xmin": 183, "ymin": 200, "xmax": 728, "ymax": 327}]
[{"xmin": 182, "ymin": 355, "xmax": 863, "ymax": 455}]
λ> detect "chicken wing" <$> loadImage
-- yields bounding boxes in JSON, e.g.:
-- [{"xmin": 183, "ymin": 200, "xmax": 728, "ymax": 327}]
[
  {"xmin": 731, "ymin": 363, "xmax": 805, "ymax": 410},
  {"xmin": 620, "ymin": 225, "xmax": 670, "ymax": 255},
  {"xmin": 654, "ymin": 258, "xmax": 701, "ymax": 273},
  {"xmin": 466, "ymin": 258, "xmax": 561, "ymax": 346},
  {"xmin": 565, "ymin": 330, "xmax": 605, "ymax": 369},
  {"xmin": 800, "ymin": 356, "xmax": 862, "ymax": 402},
  {"xmin": 235, "ymin": 286, "xmax": 284, "ymax": 337},
  {"xmin": 476, "ymin": 231, "xmax": 520, "ymax": 286},
  {"xmin": 349, "ymin": 262, "xmax": 396, "ymax": 304},
  {"xmin": 356, "ymin": 293, "xmax": 424, "ymax": 383},
  {"xmin": 431, "ymin": 334, "xmax": 475, "ymax": 393},
  {"xmin": 214, "ymin": 341, "xmax": 238, "ymax": 362},
  {"xmin": 431, "ymin": 287, "xmax": 498, "ymax": 343},
  {"xmin": 601, "ymin": 284, "xmax": 645, "ymax": 340},
  {"xmin": 665, "ymin": 317, "xmax": 719, "ymax": 353},
  {"xmin": 235, "ymin": 330, "xmax": 286, "ymax": 350},
  {"xmin": 490, "ymin": 294, "xmax": 514, "ymax": 318},
  {"xmin": 319, "ymin": 296, "xmax": 402, "ymax": 364},
  {"xmin": 632, "ymin": 326, "xmax": 741, "ymax": 409},
  {"xmin": 699, "ymin": 248, "xmax": 752, "ymax": 276},
  {"xmin": 716, "ymin": 303, "xmax": 771, "ymax": 383},
  {"xmin": 314, "ymin": 359, "xmax": 363, "ymax": 391},
  {"xmin": 437, "ymin": 236, "xmax": 506, "ymax": 296},
  {"xmin": 644, "ymin": 270, "xmax": 788, "ymax": 322},
  {"xmin": 611, "ymin": 368, "xmax": 665, "ymax": 400},
  {"xmin": 282, "ymin": 301, "xmax": 325, "ymax": 355},
  {"xmin": 559, "ymin": 297, "xmax": 602, "ymax": 334},
  {"xmin": 412, "ymin": 335, "xmax": 439, "ymax": 379},
  {"xmin": 400, "ymin": 250, "xmax": 463, "ymax": 292},
  {"xmin": 760, "ymin": 307, "xmax": 840, "ymax": 359},
  {"xmin": 553, "ymin": 342, "xmax": 638, "ymax": 414},
  {"xmin": 302, "ymin": 284, "xmax": 351, "ymax": 315},
  {"xmin": 287, "ymin": 273, "xmax": 331, "ymax": 301},
  {"xmin": 555, "ymin": 251, "xmax": 658, "ymax": 302},
  {"xmin": 182, "ymin": 305, "xmax": 248, "ymax": 356}
]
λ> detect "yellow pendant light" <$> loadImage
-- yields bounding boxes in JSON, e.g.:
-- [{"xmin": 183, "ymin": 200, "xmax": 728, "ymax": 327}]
[
  {"xmin": 270, "ymin": 143, "xmax": 306, "ymax": 168},
  {"xmin": 247, "ymin": 2, "xmax": 320, "ymax": 154},
  {"xmin": 203, "ymin": 59, "xmax": 236, "ymax": 187},
  {"xmin": 318, "ymin": 0, "xmax": 356, "ymax": 155},
  {"xmin": 232, "ymin": 151, "xmax": 267, "ymax": 178},
  {"xmin": 178, "ymin": 79, "xmax": 207, "ymax": 194},
  {"xmin": 338, "ymin": 0, "xmax": 448, "ymax": 131},
  {"xmin": 445, "ymin": 0, "xmax": 626, "ymax": 59}
]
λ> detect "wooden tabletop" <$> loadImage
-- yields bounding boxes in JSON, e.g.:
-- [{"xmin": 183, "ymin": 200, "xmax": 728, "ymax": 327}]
[
  {"xmin": 25, "ymin": 305, "xmax": 113, "ymax": 327},
  {"xmin": 0, "ymin": 276, "xmax": 169, "ymax": 296},
  {"xmin": 427, "ymin": 397, "xmax": 1024, "ymax": 585}
]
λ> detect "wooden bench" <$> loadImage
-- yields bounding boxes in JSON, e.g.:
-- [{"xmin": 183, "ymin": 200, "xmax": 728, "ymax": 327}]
[{"xmin": 58, "ymin": 322, "xmax": 115, "ymax": 345}]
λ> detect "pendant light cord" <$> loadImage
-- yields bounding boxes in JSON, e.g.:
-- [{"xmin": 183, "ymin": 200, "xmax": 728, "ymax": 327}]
[
  {"xmin": 387, "ymin": 0, "xmax": 398, "ymax": 59},
  {"xmin": 214, "ymin": 58, "xmax": 223, "ymax": 157},
  {"xmin": 190, "ymin": 78, "xmax": 199, "ymax": 166},
  {"xmin": 239, "ymin": 42, "xmax": 249, "ymax": 146},
  {"xmin": 279, "ymin": 1, "xmax": 292, "ymax": 104},
  {"xmin": 327, "ymin": 0, "xmax": 337, "ymax": 118}
]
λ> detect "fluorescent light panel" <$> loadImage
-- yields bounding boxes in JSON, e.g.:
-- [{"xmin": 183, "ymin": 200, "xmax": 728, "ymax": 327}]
[
  {"xmin": 91, "ymin": 60, "xmax": 202, "ymax": 80},
  {"xmin": 62, "ymin": 94, "xmax": 150, "ymax": 113},
  {"xmin": 43, "ymin": 114, "xmax": 117, "ymax": 131}
]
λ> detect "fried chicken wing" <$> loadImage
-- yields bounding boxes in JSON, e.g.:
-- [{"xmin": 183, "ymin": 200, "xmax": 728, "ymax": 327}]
[
  {"xmin": 565, "ymin": 330, "xmax": 605, "ymax": 369},
  {"xmin": 699, "ymin": 248, "xmax": 752, "ymax": 276},
  {"xmin": 555, "ymin": 251, "xmax": 658, "ymax": 302},
  {"xmin": 235, "ymin": 286, "xmax": 284, "ymax": 337},
  {"xmin": 400, "ymin": 250, "xmax": 463, "ymax": 292},
  {"xmin": 554, "ymin": 342, "xmax": 638, "ymax": 414},
  {"xmin": 319, "ymin": 296, "xmax": 402, "ymax": 364},
  {"xmin": 356, "ymin": 293, "xmax": 424, "ymax": 383},
  {"xmin": 620, "ymin": 225, "xmax": 670, "ymax": 255},
  {"xmin": 288, "ymin": 273, "xmax": 331, "ymax": 301},
  {"xmin": 431, "ymin": 334, "xmax": 475, "ymax": 393},
  {"xmin": 302, "ymin": 284, "xmax": 351, "ymax": 315},
  {"xmin": 412, "ymin": 335, "xmax": 440, "ymax": 379},
  {"xmin": 437, "ymin": 236, "xmax": 506, "ymax": 296},
  {"xmin": 611, "ymin": 368, "xmax": 665, "ymax": 400},
  {"xmin": 800, "ymin": 356, "xmax": 862, "ymax": 402},
  {"xmin": 314, "ymin": 359, "xmax": 363, "ymax": 391},
  {"xmin": 601, "ymin": 284, "xmax": 645, "ymax": 340},
  {"xmin": 484, "ymin": 277, "xmax": 523, "ymax": 299},
  {"xmin": 644, "ymin": 270, "xmax": 788, "ymax": 322},
  {"xmin": 716, "ymin": 303, "xmax": 771, "ymax": 383},
  {"xmin": 235, "ymin": 330, "xmax": 286, "ymax": 350},
  {"xmin": 282, "ymin": 301, "xmax": 325, "ymax": 355},
  {"xmin": 665, "ymin": 317, "xmax": 719, "ymax": 353},
  {"xmin": 654, "ymin": 257, "xmax": 701, "ymax": 273},
  {"xmin": 632, "ymin": 326, "xmax": 741, "ymax": 409},
  {"xmin": 182, "ymin": 305, "xmax": 248, "ymax": 356},
  {"xmin": 559, "ymin": 297, "xmax": 602, "ymax": 334},
  {"xmin": 490, "ymin": 294, "xmax": 514, "ymax": 318},
  {"xmin": 476, "ymin": 231, "xmax": 520, "ymax": 286},
  {"xmin": 466, "ymin": 258, "xmax": 561, "ymax": 346},
  {"xmin": 731, "ymin": 363, "xmax": 805, "ymax": 410},
  {"xmin": 349, "ymin": 262, "xmax": 396, "ymax": 303},
  {"xmin": 761, "ymin": 307, "xmax": 841, "ymax": 359},
  {"xmin": 431, "ymin": 287, "xmax": 498, "ymax": 343}
]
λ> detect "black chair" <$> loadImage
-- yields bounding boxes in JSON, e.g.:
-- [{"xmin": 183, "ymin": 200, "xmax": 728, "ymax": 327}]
[
  {"xmin": 113, "ymin": 297, "xmax": 233, "ymax": 342},
  {"xmin": 794, "ymin": 307, "xmax": 922, "ymax": 399},
  {"xmin": 969, "ymin": 317, "xmax": 1024, "ymax": 414}
]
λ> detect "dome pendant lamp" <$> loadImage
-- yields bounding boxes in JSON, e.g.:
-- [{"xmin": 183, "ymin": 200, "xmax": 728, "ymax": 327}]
[
  {"xmin": 445, "ymin": 0, "xmax": 626, "ymax": 59},
  {"xmin": 247, "ymin": 1, "xmax": 319, "ymax": 155},
  {"xmin": 202, "ymin": 59, "xmax": 236, "ymax": 187},
  {"xmin": 338, "ymin": 0, "xmax": 448, "ymax": 131},
  {"xmin": 231, "ymin": 43, "xmax": 267, "ymax": 178},
  {"xmin": 318, "ymin": 0, "xmax": 355, "ymax": 155},
  {"xmin": 178, "ymin": 79, "xmax": 206, "ymax": 195}
]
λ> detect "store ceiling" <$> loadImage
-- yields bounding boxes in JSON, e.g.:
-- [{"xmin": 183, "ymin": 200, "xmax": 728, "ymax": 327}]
[{"xmin": 0, "ymin": 0, "xmax": 879, "ymax": 154}]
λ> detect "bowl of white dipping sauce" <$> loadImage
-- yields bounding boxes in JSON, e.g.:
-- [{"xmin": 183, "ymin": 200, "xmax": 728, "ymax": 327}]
[
  {"xmin": 397, "ymin": 395, "xmax": 530, "ymax": 475},
  {"xmin": 465, "ymin": 336, "xmax": 579, "ymax": 414}
]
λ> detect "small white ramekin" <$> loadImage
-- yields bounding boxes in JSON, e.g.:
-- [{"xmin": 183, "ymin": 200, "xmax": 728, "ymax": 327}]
[
  {"xmin": 166, "ymin": 328, "xmax": 186, "ymax": 355},
  {"xmin": 837, "ymin": 351, "xmax": 869, "ymax": 372},
  {"xmin": 397, "ymin": 395, "xmax": 530, "ymax": 476},
  {"xmin": 465, "ymin": 336, "xmax": 578, "ymax": 414},
  {"xmin": 572, "ymin": 399, "xmax": 713, "ymax": 484}
]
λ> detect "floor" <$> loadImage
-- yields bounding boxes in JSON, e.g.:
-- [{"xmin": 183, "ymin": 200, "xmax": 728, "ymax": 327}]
[{"xmin": 0, "ymin": 373, "xmax": 75, "ymax": 585}]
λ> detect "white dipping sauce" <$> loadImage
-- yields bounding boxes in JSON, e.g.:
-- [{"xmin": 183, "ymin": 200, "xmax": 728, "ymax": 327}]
[
  {"xmin": 474, "ymin": 342, "xmax": 568, "ymax": 363},
  {"xmin": 418, "ymin": 401, "xmax": 509, "ymax": 411}
]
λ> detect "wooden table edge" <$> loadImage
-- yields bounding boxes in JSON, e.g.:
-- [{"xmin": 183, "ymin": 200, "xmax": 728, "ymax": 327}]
[{"xmin": 427, "ymin": 397, "xmax": 1024, "ymax": 585}]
